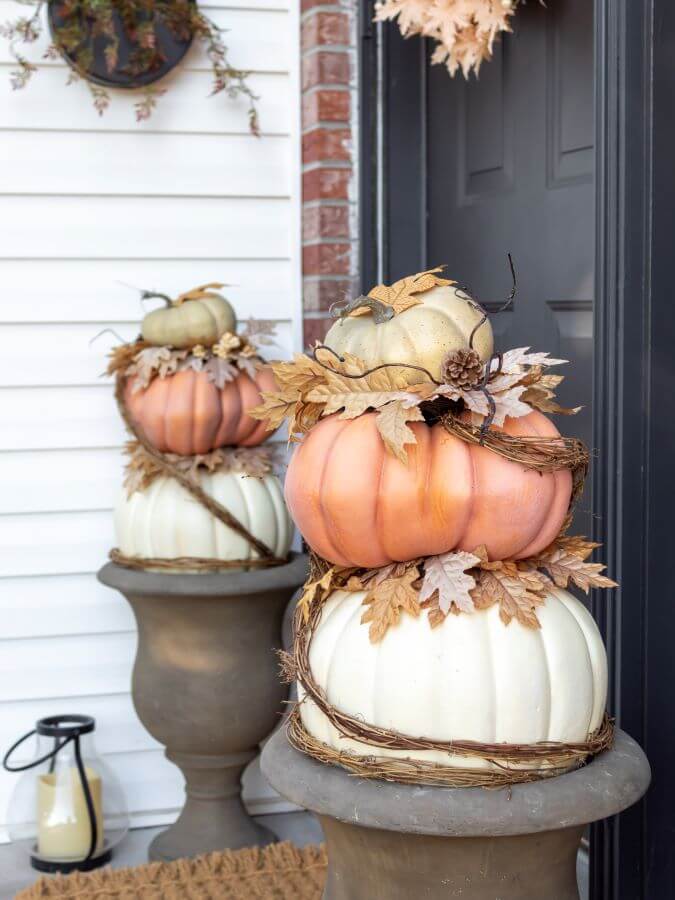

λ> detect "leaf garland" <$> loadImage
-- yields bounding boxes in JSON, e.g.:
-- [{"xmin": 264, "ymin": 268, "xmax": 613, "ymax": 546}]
[
  {"xmin": 250, "ymin": 342, "xmax": 578, "ymax": 460},
  {"xmin": 123, "ymin": 441, "xmax": 279, "ymax": 496},
  {"xmin": 107, "ymin": 321, "xmax": 277, "ymax": 392},
  {"xmin": 297, "ymin": 534, "xmax": 617, "ymax": 644}
]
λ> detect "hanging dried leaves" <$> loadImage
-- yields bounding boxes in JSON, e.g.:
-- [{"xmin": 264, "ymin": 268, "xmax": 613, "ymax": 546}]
[
  {"xmin": 375, "ymin": 401, "xmax": 425, "ymax": 462},
  {"xmin": 297, "ymin": 529, "xmax": 616, "ymax": 644},
  {"xmin": 374, "ymin": 0, "xmax": 520, "ymax": 79}
]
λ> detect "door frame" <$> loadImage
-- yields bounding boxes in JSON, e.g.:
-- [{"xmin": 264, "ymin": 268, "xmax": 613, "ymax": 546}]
[{"xmin": 358, "ymin": 2, "xmax": 675, "ymax": 896}]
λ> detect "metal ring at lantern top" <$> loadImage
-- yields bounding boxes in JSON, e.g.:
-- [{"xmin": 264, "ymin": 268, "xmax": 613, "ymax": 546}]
[{"xmin": 47, "ymin": 0, "xmax": 196, "ymax": 90}]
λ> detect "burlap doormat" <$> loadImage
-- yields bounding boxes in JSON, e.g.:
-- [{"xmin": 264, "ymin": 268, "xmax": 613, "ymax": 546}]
[{"xmin": 15, "ymin": 842, "xmax": 327, "ymax": 900}]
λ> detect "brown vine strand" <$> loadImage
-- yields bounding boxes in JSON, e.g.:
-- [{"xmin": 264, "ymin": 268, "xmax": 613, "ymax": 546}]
[
  {"xmin": 292, "ymin": 597, "xmax": 612, "ymax": 765},
  {"xmin": 440, "ymin": 414, "xmax": 589, "ymax": 504},
  {"xmin": 110, "ymin": 549, "xmax": 286, "ymax": 572},
  {"xmin": 287, "ymin": 709, "xmax": 613, "ymax": 789},
  {"xmin": 114, "ymin": 374, "xmax": 280, "ymax": 561},
  {"xmin": 311, "ymin": 344, "xmax": 443, "ymax": 385}
]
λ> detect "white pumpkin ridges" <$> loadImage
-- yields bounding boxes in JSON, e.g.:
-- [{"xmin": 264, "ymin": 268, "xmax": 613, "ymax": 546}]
[
  {"xmin": 299, "ymin": 588, "xmax": 608, "ymax": 768},
  {"xmin": 114, "ymin": 471, "xmax": 293, "ymax": 564}
]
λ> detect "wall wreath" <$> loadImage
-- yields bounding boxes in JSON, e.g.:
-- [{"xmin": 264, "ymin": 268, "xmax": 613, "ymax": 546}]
[{"xmin": 0, "ymin": 0, "xmax": 258, "ymax": 130}]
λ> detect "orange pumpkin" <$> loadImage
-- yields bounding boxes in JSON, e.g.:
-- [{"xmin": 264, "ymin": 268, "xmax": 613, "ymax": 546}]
[
  {"xmin": 284, "ymin": 410, "xmax": 572, "ymax": 567},
  {"xmin": 125, "ymin": 367, "xmax": 275, "ymax": 455}
]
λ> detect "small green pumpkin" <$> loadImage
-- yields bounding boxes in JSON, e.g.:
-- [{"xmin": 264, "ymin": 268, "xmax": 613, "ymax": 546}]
[{"xmin": 141, "ymin": 283, "xmax": 237, "ymax": 349}]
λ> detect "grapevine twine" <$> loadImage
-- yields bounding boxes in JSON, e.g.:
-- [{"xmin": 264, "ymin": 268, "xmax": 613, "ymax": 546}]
[
  {"xmin": 111, "ymin": 373, "xmax": 288, "ymax": 571},
  {"xmin": 284, "ymin": 594, "xmax": 614, "ymax": 788}
]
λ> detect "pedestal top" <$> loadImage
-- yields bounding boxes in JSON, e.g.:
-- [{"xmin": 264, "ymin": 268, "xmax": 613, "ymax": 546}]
[
  {"xmin": 261, "ymin": 726, "xmax": 650, "ymax": 837},
  {"xmin": 98, "ymin": 552, "xmax": 308, "ymax": 598}
]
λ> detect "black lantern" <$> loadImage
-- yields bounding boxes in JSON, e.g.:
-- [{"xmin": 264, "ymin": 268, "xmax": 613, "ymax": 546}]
[{"xmin": 3, "ymin": 715, "xmax": 129, "ymax": 872}]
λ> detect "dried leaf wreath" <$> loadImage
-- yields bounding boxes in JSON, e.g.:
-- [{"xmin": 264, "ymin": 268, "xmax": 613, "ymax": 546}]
[
  {"xmin": 250, "ymin": 339, "xmax": 580, "ymax": 465},
  {"xmin": 375, "ymin": 0, "xmax": 526, "ymax": 79},
  {"xmin": 0, "ymin": 0, "xmax": 259, "ymax": 131},
  {"xmin": 107, "ymin": 319, "xmax": 277, "ymax": 391},
  {"xmin": 296, "ymin": 535, "xmax": 617, "ymax": 644}
]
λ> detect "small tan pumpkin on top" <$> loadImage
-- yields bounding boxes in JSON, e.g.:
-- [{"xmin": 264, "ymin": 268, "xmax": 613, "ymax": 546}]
[
  {"xmin": 141, "ymin": 283, "xmax": 237, "ymax": 349},
  {"xmin": 324, "ymin": 277, "xmax": 494, "ymax": 385}
]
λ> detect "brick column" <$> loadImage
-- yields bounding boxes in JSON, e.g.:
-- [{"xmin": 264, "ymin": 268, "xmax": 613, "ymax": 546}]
[{"xmin": 301, "ymin": 0, "xmax": 359, "ymax": 347}]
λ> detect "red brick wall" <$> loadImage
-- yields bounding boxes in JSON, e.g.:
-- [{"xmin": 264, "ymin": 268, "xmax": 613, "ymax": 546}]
[{"xmin": 300, "ymin": 1, "xmax": 358, "ymax": 347}]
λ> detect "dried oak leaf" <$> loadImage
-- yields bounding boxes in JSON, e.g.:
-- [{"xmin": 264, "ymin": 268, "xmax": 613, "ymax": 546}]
[
  {"xmin": 298, "ymin": 565, "xmax": 343, "ymax": 622},
  {"xmin": 351, "ymin": 267, "xmax": 456, "ymax": 318},
  {"xmin": 127, "ymin": 346, "xmax": 173, "ymax": 390},
  {"xmin": 250, "ymin": 390, "xmax": 301, "ymax": 432},
  {"xmin": 520, "ymin": 384, "xmax": 582, "ymax": 416},
  {"xmin": 532, "ymin": 536, "xmax": 618, "ymax": 593},
  {"xmin": 375, "ymin": 401, "xmax": 425, "ymax": 463},
  {"xmin": 471, "ymin": 567, "xmax": 546, "ymax": 629},
  {"xmin": 360, "ymin": 568, "xmax": 422, "ymax": 642},
  {"xmin": 270, "ymin": 354, "xmax": 326, "ymax": 394},
  {"xmin": 498, "ymin": 348, "xmax": 567, "ymax": 376},
  {"xmin": 203, "ymin": 356, "xmax": 238, "ymax": 389},
  {"xmin": 418, "ymin": 550, "xmax": 481, "ymax": 626}
]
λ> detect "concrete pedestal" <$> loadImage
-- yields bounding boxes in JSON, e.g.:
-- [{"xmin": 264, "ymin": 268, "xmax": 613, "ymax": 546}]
[
  {"xmin": 262, "ymin": 727, "xmax": 649, "ymax": 900},
  {"xmin": 98, "ymin": 553, "xmax": 307, "ymax": 861}
]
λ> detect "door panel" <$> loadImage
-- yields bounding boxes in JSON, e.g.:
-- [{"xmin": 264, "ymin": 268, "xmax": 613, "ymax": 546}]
[{"xmin": 426, "ymin": 0, "xmax": 594, "ymax": 534}]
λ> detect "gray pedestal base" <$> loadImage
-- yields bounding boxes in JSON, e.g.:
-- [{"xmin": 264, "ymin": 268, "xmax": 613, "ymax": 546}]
[
  {"xmin": 98, "ymin": 553, "xmax": 307, "ymax": 861},
  {"xmin": 262, "ymin": 727, "xmax": 650, "ymax": 900}
]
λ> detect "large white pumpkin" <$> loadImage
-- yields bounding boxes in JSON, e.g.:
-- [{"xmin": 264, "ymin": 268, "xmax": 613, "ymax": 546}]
[
  {"xmin": 299, "ymin": 586, "xmax": 607, "ymax": 768},
  {"xmin": 114, "ymin": 472, "xmax": 292, "ymax": 567}
]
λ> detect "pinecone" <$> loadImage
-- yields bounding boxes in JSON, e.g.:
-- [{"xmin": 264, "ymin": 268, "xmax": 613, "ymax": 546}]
[{"xmin": 441, "ymin": 348, "xmax": 484, "ymax": 389}]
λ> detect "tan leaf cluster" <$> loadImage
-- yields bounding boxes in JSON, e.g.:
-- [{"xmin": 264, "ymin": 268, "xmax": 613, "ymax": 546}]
[
  {"xmin": 375, "ymin": 0, "xmax": 518, "ymax": 78},
  {"xmin": 418, "ymin": 549, "xmax": 480, "ymax": 622},
  {"xmin": 122, "ymin": 442, "xmax": 277, "ymax": 496},
  {"xmin": 351, "ymin": 267, "xmax": 455, "ymax": 317},
  {"xmin": 471, "ymin": 565, "xmax": 549, "ymax": 629},
  {"xmin": 531, "ymin": 535, "xmax": 618, "ymax": 593},
  {"xmin": 360, "ymin": 568, "xmax": 422, "ymax": 643}
]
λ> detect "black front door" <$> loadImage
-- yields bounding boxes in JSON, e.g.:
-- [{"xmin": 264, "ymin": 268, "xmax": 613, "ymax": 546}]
[{"xmin": 360, "ymin": 1, "xmax": 675, "ymax": 896}]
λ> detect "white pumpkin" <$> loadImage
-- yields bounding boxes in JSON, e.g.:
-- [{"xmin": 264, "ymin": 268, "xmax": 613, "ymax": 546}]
[
  {"xmin": 299, "ymin": 586, "xmax": 607, "ymax": 768},
  {"xmin": 114, "ymin": 472, "xmax": 292, "ymax": 567},
  {"xmin": 324, "ymin": 285, "xmax": 494, "ymax": 384}
]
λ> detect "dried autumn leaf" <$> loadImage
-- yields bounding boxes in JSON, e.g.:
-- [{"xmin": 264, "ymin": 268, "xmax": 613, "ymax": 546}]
[
  {"xmin": 360, "ymin": 569, "xmax": 421, "ymax": 642},
  {"xmin": 352, "ymin": 267, "xmax": 456, "ymax": 318},
  {"xmin": 419, "ymin": 550, "xmax": 480, "ymax": 616},
  {"xmin": 249, "ymin": 390, "xmax": 301, "ymax": 431},
  {"xmin": 375, "ymin": 401, "xmax": 424, "ymax": 463},
  {"xmin": 533, "ymin": 536, "xmax": 618, "ymax": 593},
  {"xmin": 308, "ymin": 385, "xmax": 417, "ymax": 419},
  {"xmin": 498, "ymin": 348, "xmax": 568, "ymax": 375},
  {"xmin": 203, "ymin": 357, "xmax": 238, "ymax": 389},
  {"xmin": 270, "ymin": 354, "xmax": 326, "ymax": 394},
  {"xmin": 298, "ymin": 565, "xmax": 342, "ymax": 622},
  {"xmin": 471, "ymin": 568, "xmax": 546, "ymax": 629},
  {"xmin": 490, "ymin": 385, "xmax": 533, "ymax": 426},
  {"xmin": 520, "ymin": 385, "xmax": 582, "ymax": 416}
]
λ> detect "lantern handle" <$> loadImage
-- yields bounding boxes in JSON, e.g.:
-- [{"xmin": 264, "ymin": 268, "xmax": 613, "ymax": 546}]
[{"xmin": 2, "ymin": 729, "xmax": 72, "ymax": 773}]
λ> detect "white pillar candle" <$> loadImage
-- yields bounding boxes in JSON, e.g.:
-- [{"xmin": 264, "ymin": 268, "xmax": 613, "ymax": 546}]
[{"xmin": 37, "ymin": 766, "xmax": 104, "ymax": 861}]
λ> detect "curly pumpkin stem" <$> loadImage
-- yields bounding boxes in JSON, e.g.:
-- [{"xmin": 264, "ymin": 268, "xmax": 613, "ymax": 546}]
[
  {"xmin": 330, "ymin": 295, "xmax": 396, "ymax": 324},
  {"xmin": 139, "ymin": 289, "xmax": 173, "ymax": 309}
]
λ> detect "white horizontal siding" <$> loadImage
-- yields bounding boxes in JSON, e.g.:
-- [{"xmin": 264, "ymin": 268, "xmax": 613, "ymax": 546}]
[{"xmin": 0, "ymin": 0, "xmax": 301, "ymax": 837}]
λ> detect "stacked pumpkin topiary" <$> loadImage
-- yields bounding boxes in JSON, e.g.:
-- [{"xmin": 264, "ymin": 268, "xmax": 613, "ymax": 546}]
[
  {"xmin": 108, "ymin": 284, "xmax": 292, "ymax": 571},
  {"xmin": 253, "ymin": 268, "xmax": 616, "ymax": 785}
]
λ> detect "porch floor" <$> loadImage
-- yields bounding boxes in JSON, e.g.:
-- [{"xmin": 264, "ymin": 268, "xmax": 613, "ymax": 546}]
[
  {"xmin": 0, "ymin": 812, "xmax": 590, "ymax": 899},
  {"xmin": 0, "ymin": 811, "xmax": 324, "ymax": 900}
]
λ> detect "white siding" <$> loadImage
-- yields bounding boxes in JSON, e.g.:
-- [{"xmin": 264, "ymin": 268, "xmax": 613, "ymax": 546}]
[{"xmin": 0, "ymin": 0, "xmax": 301, "ymax": 838}]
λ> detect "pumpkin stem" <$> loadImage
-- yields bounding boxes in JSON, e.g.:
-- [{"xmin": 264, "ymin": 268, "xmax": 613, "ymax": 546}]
[
  {"xmin": 139, "ymin": 289, "xmax": 174, "ymax": 308},
  {"xmin": 330, "ymin": 295, "xmax": 395, "ymax": 324}
]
